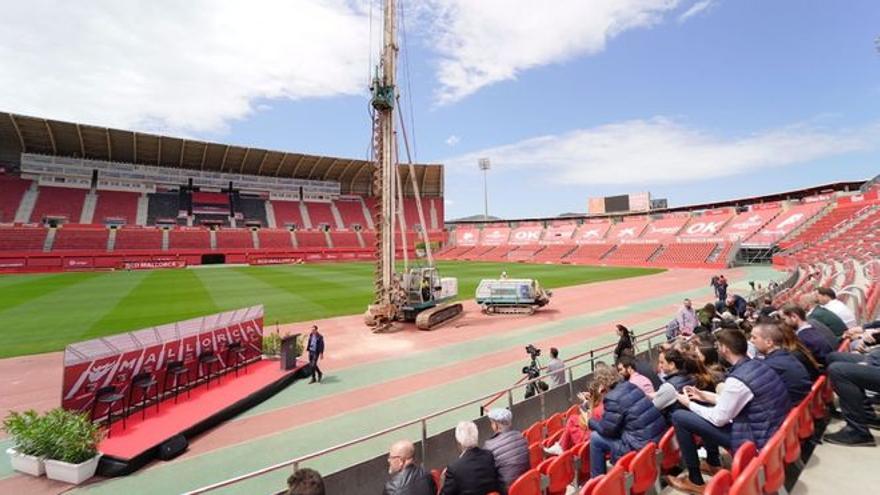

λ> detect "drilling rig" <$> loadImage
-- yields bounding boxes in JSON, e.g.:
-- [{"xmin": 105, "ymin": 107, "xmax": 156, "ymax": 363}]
[{"xmin": 363, "ymin": 0, "xmax": 463, "ymax": 332}]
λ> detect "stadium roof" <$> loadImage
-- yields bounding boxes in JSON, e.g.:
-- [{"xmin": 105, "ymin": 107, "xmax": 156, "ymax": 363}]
[{"xmin": 0, "ymin": 112, "xmax": 443, "ymax": 197}]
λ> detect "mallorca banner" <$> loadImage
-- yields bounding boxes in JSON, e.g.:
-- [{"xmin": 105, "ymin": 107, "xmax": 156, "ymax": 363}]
[{"xmin": 61, "ymin": 305, "xmax": 264, "ymax": 414}]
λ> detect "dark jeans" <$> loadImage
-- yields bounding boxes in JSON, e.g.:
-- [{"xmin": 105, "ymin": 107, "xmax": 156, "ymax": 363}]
[
  {"xmin": 827, "ymin": 352, "xmax": 880, "ymax": 436},
  {"xmin": 309, "ymin": 352, "xmax": 322, "ymax": 381},
  {"xmin": 589, "ymin": 430, "xmax": 619, "ymax": 477},
  {"xmin": 670, "ymin": 409, "xmax": 732, "ymax": 485}
]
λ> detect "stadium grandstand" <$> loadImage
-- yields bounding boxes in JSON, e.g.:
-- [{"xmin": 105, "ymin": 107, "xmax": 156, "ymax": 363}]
[{"xmin": 0, "ymin": 111, "xmax": 445, "ymax": 272}]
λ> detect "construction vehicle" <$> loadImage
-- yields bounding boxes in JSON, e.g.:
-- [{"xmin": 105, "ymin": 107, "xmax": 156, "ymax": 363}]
[
  {"xmin": 363, "ymin": 0, "xmax": 463, "ymax": 332},
  {"xmin": 475, "ymin": 279, "xmax": 552, "ymax": 315}
]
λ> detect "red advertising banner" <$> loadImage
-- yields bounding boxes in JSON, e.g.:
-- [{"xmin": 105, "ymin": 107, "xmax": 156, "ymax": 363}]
[
  {"xmin": 455, "ymin": 228, "xmax": 479, "ymax": 246},
  {"xmin": 574, "ymin": 221, "xmax": 612, "ymax": 244},
  {"xmin": 480, "ymin": 227, "xmax": 510, "ymax": 246},
  {"xmin": 121, "ymin": 259, "xmax": 187, "ymax": 270},
  {"xmin": 541, "ymin": 223, "xmax": 577, "ymax": 245},
  {"xmin": 508, "ymin": 226, "xmax": 543, "ymax": 245},
  {"xmin": 62, "ymin": 305, "xmax": 264, "ymax": 414},
  {"xmin": 249, "ymin": 256, "xmax": 303, "ymax": 265}
]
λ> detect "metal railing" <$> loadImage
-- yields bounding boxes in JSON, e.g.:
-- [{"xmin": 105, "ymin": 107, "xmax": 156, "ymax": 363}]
[{"xmin": 184, "ymin": 325, "xmax": 668, "ymax": 494}]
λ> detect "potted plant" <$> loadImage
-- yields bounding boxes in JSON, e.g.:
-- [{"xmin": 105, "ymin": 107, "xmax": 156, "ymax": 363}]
[
  {"xmin": 262, "ymin": 332, "xmax": 282, "ymax": 359},
  {"xmin": 3, "ymin": 409, "xmax": 51, "ymax": 476},
  {"xmin": 43, "ymin": 408, "xmax": 103, "ymax": 484}
]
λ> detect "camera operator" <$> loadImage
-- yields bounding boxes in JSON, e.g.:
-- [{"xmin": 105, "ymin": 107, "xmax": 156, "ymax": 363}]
[{"xmin": 523, "ymin": 345, "xmax": 549, "ymax": 399}]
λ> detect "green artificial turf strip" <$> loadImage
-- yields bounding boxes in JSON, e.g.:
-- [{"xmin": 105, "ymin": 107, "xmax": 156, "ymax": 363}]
[{"xmin": 0, "ymin": 261, "xmax": 662, "ymax": 358}]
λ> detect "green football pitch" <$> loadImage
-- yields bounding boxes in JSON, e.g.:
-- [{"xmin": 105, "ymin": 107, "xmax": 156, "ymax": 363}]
[{"xmin": 0, "ymin": 262, "xmax": 663, "ymax": 358}]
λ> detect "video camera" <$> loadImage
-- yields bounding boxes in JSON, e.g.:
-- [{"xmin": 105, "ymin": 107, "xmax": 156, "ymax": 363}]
[
  {"xmin": 525, "ymin": 344, "xmax": 541, "ymax": 360},
  {"xmin": 522, "ymin": 344, "xmax": 547, "ymax": 399}
]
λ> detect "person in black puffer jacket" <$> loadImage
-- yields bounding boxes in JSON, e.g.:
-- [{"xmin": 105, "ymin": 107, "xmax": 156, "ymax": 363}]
[
  {"xmin": 587, "ymin": 366, "xmax": 667, "ymax": 478},
  {"xmin": 384, "ymin": 440, "xmax": 436, "ymax": 495},
  {"xmin": 483, "ymin": 408, "xmax": 529, "ymax": 490}
]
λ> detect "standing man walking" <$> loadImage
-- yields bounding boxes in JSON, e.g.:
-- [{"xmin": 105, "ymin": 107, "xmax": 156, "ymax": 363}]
[{"xmin": 307, "ymin": 325, "xmax": 325, "ymax": 383}]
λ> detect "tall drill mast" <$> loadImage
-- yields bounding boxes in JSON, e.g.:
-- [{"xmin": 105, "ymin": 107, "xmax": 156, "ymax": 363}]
[{"xmin": 370, "ymin": 0, "xmax": 399, "ymax": 314}]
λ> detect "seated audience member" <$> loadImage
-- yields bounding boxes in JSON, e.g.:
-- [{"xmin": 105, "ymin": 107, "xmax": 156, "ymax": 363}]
[
  {"xmin": 759, "ymin": 297, "xmax": 777, "ymax": 319},
  {"xmin": 694, "ymin": 333, "xmax": 727, "ymax": 385},
  {"xmin": 721, "ymin": 293, "xmax": 747, "ymax": 319},
  {"xmin": 781, "ymin": 304, "xmax": 833, "ymax": 366},
  {"xmin": 287, "ymin": 468, "xmax": 325, "ymax": 495},
  {"xmin": 698, "ymin": 303, "xmax": 720, "ymax": 329},
  {"xmin": 613, "ymin": 324, "xmax": 636, "ymax": 361},
  {"xmin": 816, "ymin": 287, "xmax": 857, "ymax": 328},
  {"xmin": 779, "ymin": 321, "xmax": 823, "ymax": 380},
  {"xmin": 750, "ymin": 322, "xmax": 812, "ymax": 403},
  {"xmin": 441, "ymin": 421, "xmax": 502, "ymax": 495},
  {"xmin": 800, "ymin": 293, "xmax": 848, "ymax": 338},
  {"xmin": 588, "ymin": 366, "xmax": 666, "ymax": 477},
  {"xmin": 483, "ymin": 408, "xmax": 529, "ymax": 489},
  {"xmin": 843, "ymin": 319, "xmax": 880, "ymax": 350},
  {"xmin": 824, "ymin": 345, "xmax": 880, "ymax": 446},
  {"xmin": 546, "ymin": 378, "xmax": 607, "ymax": 455},
  {"xmin": 666, "ymin": 329, "xmax": 791, "ymax": 493},
  {"xmin": 384, "ymin": 440, "xmax": 437, "ymax": 495},
  {"xmin": 653, "ymin": 348, "xmax": 716, "ymax": 411},
  {"xmin": 616, "ymin": 355, "xmax": 655, "ymax": 395}
]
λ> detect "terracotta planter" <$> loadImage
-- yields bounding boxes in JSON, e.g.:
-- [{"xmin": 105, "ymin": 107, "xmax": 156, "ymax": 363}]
[
  {"xmin": 6, "ymin": 447, "xmax": 45, "ymax": 476},
  {"xmin": 44, "ymin": 454, "xmax": 100, "ymax": 484}
]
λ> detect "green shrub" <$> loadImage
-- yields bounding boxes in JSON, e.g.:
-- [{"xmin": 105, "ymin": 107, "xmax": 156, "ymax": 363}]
[
  {"xmin": 43, "ymin": 408, "xmax": 102, "ymax": 464},
  {"xmin": 263, "ymin": 333, "xmax": 281, "ymax": 356},
  {"xmin": 3, "ymin": 410, "xmax": 53, "ymax": 457}
]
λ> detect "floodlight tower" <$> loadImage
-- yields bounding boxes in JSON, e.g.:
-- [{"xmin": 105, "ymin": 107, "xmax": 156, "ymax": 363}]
[{"xmin": 478, "ymin": 157, "xmax": 490, "ymax": 220}]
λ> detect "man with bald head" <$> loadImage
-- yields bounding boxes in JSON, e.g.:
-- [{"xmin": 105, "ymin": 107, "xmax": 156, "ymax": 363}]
[{"xmin": 384, "ymin": 440, "xmax": 436, "ymax": 495}]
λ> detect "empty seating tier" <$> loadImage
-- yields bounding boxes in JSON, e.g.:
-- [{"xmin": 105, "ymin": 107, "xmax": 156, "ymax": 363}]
[
  {"xmin": 93, "ymin": 191, "xmax": 140, "ymax": 225},
  {"xmin": 258, "ymin": 229, "xmax": 293, "ymax": 250},
  {"xmin": 603, "ymin": 243, "xmax": 661, "ymax": 264},
  {"xmin": 30, "ymin": 186, "xmax": 87, "ymax": 224},
  {"xmin": 0, "ymin": 176, "xmax": 32, "ymax": 223},
  {"xmin": 330, "ymin": 231, "xmax": 361, "ymax": 248},
  {"xmin": 0, "ymin": 227, "xmax": 47, "ymax": 251},
  {"xmin": 296, "ymin": 231, "xmax": 327, "ymax": 248},
  {"xmin": 216, "ymin": 229, "xmax": 253, "ymax": 249},
  {"xmin": 52, "ymin": 228, "xmax": 109, "ymax": 251},
  {"xmin": 271, "ymin": 201, "xmax": 305, "ymax": 229},
  {"xmin": 334, "ymin": 199, "xmax": 368, "ymax": 229},
  {"xmin": 169, "ymin": 230, "xmax": 210, "ymax": 250},
  {"xmin": 304, "ymin": 202, "xmax": 336, "ymax": 229},
  {"xmin": 650, "ymin": 242, "xmax": 716, "ymax": 265},
  {"xmin": 114, "ymin": 229, "xmax": 163, "ymax": 251}
]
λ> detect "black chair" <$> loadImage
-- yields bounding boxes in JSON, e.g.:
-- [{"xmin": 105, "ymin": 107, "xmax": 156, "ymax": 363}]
[
  {"xmin": 197, "ymin": 350, "xmax": 222, "ymax": 389},
  {"xmin": 224, "ymin": 341, "xmax": 249, "ymax": 377},
  {"xmin": 163, "ymin": 360, "xmax": 191, "ymax": 403},
  {"xmin": 91, "ymin": 385, "xmax": 125, "ymax": 437},
  {"xmin": 126, "ymin": 371, "xmax": 159, "ymax": 420}
]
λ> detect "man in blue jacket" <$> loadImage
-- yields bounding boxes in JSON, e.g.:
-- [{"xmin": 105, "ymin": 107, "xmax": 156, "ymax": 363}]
[
  {"xmin": 751, "ymin": 321, "xmax": 812, "ymax": 403},
  {"xmin": 781, "ymin": 304, "xmax": 833, "ymax": 366},
  {"xmin": 667, "ymin": 329, "xmax": 791, "ymax": 494},
  {"xmin": 587, "ymin": 366, "xmax": 666, "ymax": 477},
  {"xmin": 306, "ymin": 325, "xmax": 325, "ymax": 383}
]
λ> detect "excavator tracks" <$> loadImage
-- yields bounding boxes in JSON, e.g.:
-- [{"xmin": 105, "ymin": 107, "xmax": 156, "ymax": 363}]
[{"xmin": 415, "ymin": 303, "xmax": 464, "ymax": 330}]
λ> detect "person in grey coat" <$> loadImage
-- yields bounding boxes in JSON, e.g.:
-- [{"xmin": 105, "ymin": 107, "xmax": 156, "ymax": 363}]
[
  {"xmin": 482, "ymin": 408, "xmax": 529, "ymax": 489},
  {"xmin": 384, "ymin": 440, "xmax": 436, "ymax": 495}
]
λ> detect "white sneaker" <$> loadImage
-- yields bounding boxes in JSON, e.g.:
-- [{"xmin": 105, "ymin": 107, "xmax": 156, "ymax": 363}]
[{"xmin": 543, "ymin": 443, "xmax": 563, "ymax": 456}]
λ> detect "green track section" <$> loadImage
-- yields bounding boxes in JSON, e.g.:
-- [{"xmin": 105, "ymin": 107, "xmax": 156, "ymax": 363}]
[{"xmin": 0, "ymin": 262, "xmax": 661, "ymax": 358}]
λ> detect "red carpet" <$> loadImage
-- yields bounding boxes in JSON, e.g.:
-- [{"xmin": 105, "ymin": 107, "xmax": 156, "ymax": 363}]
[{"xmin": 99, "ymin": 360, "xmax": 301, "ymax": 460}]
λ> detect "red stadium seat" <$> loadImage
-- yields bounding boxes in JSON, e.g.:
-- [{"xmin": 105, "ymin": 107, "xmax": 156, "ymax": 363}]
[
  {"xmin": 579, "ymin": 475, "xmax": 603, "ymax": 495},
  {"xmin": 430, "ymin": 468, "xmax": 442, "ymax": 494},
  {"xmin": 544, "ymin": 412, "xmax": 565, "ymax": 437},
  {"xmin": 540, "ymin": 450, "xmax": 574, "ymax": 495},
  {"xmin": 781, "ymin": 411, "xmax": 802, "ymax": 465},
  {"xmin": 730, "ymin": 457, "xmax": 762, "ymax": 495},
  {"xmin": 574, "ymin": 440, "xmax": 590, "ymax": 485},
  {"xmin": 810, "ymin": 376, "xmax": 829, "ymax": 419},
  {"xmin": 758, "ymin": 432, "xmax": 785, "ymax": 494},
  {"xmin": 508, "ymin": 468, "xmax": 541, "ymax": 495},
  {"xmin": 528, "ymin": 441, "xmax": 543, "ymax": 469},
  {"xmin": 659, "ymin": 428, "xmax": 681, "ymax": 473},
  {"xmin": 621, "ymin": 441, "xmax": 658, "ymax": 495},
  {"xmin": 797, "ymin": 402, "xmax": 814, "ymax": 440},
  {"xmin": 591, "ymin": 464, "xmax": 627, "ymax": 495},
  {"xmin": 731, "ymin": 441, "xmax": 757, "ymax": 479},
  {"xmin": 523, "ymin": 422, "xmax": 543, "ymax": 445},
  {"xmin": 705, "ymin": 469, "xmax": 733, "ymax": 495}
]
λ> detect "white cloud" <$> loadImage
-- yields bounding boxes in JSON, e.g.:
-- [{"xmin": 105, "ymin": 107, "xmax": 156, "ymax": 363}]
[
  {"xmin": 445, "ymin": 135, "xmax": 460, "ymax": 146},
  {"xmin": 444, "ymin": 118, "xmax": 879, "ymax": 186},
  {"xmin": 678, "ymin": 0, "xmax": 716, "ymax": 22},
  {"xmin": 0, "ymin": 0, "xmax": 371, "ymax": 134},
  {"xmin": 423, "ymin": 0, "xmax": 685, "ymax": 104}
]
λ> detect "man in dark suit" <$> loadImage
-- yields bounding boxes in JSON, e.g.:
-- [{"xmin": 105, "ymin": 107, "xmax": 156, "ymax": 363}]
[
  {"xmin": 306, "ymin": 325, "xmax": 324, "ymax": 383},
  {"xmin": 440, "ymin": 421, "xmax": 502, "ymax": 495},
  {"xmin": 781, "ymin": 304, "xmax": 833, "ymax": 366}
]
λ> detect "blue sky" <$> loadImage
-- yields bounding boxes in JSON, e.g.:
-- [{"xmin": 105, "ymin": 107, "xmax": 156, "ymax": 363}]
[{"xmin": 1, "ymin": 1, "xmax": 878, "ymax": 219}]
